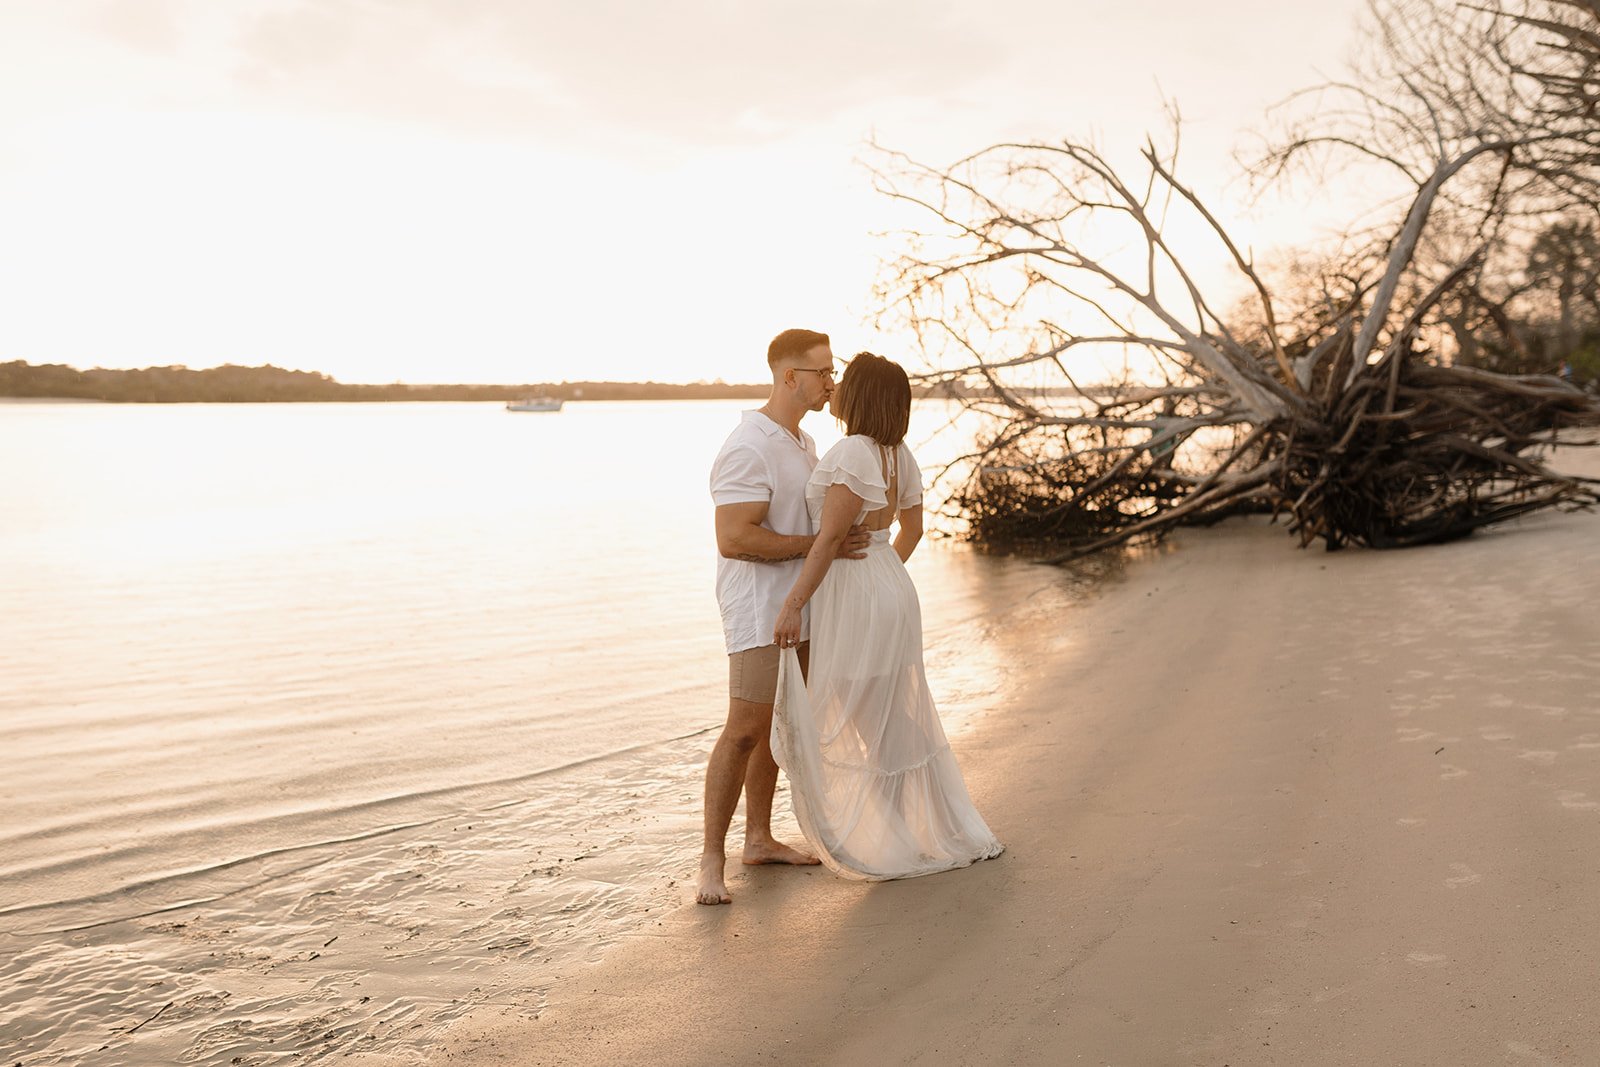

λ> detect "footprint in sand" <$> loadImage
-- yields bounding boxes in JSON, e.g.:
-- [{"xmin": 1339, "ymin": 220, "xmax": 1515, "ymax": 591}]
[
  {"xmin": 1439, "ymin": 764, "xmax": 1469, "ymax": 780},
  {"xmin": 1406, "ymin": 952, "xmax": 1448, "ymax": 966},
  {"xmin": 1559, "ymin": 791, "xmax": 1599, "ymax": 811},
  {"xmin": 1396, "ymin": 817, "xmax": 1426, "ymax": 827},
  {"xmin": 1478, "ymin": 726, "xmax": 1515, "ymax": 742},
  {"xmin": 1568, "ymin": 734, "xmax": 1600, "ymax": 750},
  {"xmin": 1505, "ymin": 1040, "xmax": 1563, "ymax": 1065},
  {"xmin": 1254, "ymin": 993, "xmax": 1293, "ymax": 1017},
  {"xmin": 1396, "ymin": 726, "xmax": 1437, "ymax": 743},
  {"xmin": 1284, "ymin": 893, "xmax": 1328, "ymax": 929},
  {"xmin": 1518, "ymin": 750, "xmax": 1559, "ymax": 765},
  {"xmin": 1444, "ymin": 863, "xmax": 1482, "ymax": 889}
]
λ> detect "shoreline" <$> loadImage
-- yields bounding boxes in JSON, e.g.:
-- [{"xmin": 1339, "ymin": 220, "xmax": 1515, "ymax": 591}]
[
  {"xmin": 379, "ymin": 447, "xmax": 1600, "ymax": 1066},
  {"xmin": 0, "ymin": 525, "xmax": 1092, "ymax": 1065}
]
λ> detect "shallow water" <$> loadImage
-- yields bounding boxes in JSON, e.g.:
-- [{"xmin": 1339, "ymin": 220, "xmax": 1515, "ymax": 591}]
[{"xmin": 0, "ymin": 399, "xmax": 1092, "ymax": 1064}]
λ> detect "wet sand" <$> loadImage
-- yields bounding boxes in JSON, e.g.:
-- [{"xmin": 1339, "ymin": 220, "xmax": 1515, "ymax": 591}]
[{"xmin": 379, "ymin": 443, "xmax": 1600, "ymax": 1067}]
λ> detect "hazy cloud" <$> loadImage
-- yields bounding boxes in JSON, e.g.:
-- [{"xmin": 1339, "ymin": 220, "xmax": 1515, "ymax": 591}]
[
  {"xmin": 93, "ymin": 0, "xmax": 185, "ymax": 54},
  {"xmin": 75, "ymin": 0, "xmax": 1014, "ymax": 150},
  {"xmin": 47, "ymin": 1, "xmax": 1375, "ymax": 158}
]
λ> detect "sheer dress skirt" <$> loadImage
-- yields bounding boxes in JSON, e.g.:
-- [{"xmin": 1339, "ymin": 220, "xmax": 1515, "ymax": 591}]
[{"xmin": 772, "ymin": 530, "xmax": 1004, "ymax": 881}]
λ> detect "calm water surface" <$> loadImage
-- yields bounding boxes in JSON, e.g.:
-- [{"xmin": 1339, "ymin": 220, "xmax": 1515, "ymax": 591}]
[{"xmin": 0, "ymin": 399, "xmax": 1088, "ymax": 1065}]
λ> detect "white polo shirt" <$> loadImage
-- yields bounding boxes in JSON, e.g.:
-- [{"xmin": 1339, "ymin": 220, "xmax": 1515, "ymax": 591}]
[{"xmin": 709, "ymin": 410, "xmax": 819, "ymax": 654}]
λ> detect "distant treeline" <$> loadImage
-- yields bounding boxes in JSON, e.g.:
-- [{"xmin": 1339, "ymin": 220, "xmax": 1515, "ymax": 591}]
[
  {"xmin": 0, "ymin": 361, "xmax": 775, "ymax": 403},
  {"xmin": 0, "ymin": 360, "xmax": 1037, "ymax": 403}
]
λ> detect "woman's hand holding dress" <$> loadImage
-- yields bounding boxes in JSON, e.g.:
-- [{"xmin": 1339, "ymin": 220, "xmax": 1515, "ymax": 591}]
[{"xmin": 773, "ymin": 601, "xmax": 803, "ymax": 649}]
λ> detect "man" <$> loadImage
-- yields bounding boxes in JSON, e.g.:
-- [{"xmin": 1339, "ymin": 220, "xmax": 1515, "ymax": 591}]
[{"xmin": 699, "ymin": 328, "xmax": 868, "ymax": 905}]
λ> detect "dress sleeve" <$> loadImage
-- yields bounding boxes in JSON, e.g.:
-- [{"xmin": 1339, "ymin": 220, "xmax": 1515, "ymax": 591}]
[
  {"xmin": 710, "ymin": 444, "xmax": 771, "ymax": 506},
  {"xmin": 897, "ymin": 444, "xmax": 924, "ymax": 508},
  {"xmin": 811, "ymin": 437, "xmax": 888, "ymax": 510}
]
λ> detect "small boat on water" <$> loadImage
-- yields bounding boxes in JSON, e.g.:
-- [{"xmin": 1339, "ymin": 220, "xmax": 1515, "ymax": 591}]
[{"xmin": 506, "ymin": 396, "xmax": 563, "ymax": 413}]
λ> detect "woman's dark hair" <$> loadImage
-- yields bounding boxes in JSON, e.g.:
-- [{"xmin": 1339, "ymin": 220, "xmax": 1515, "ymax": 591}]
[{"xmin": 834, "ymin": 352, "xmax": 910, "ymax": 447}]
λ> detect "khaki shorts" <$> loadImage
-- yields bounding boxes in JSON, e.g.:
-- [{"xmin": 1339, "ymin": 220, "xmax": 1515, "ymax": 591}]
[{"xmin": 728, "ymin": 641, "xmax": 808, "ymax": 705}]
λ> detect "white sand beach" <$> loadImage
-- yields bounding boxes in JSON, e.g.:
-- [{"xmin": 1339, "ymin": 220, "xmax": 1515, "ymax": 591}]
[{"xmin": 374, "ymin": 444, "xmax": 1600, "ymax": 1066}]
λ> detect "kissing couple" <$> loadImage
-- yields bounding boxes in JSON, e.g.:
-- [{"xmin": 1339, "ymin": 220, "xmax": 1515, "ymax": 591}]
[{"xmin": 698, "ymin": 328, "xmax": 1003, "ymax": 905}]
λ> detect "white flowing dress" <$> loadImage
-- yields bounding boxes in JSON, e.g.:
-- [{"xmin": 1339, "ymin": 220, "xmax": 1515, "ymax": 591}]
[{"xmin": 771, "ymin": 435, "xmax": 1004, "ymax": 881}]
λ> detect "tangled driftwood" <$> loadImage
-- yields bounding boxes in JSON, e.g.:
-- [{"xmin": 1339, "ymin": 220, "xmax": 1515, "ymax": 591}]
[
  {"xmin": 877, "ymin": 0, "xmax": 1600, "ymax": 561},
  {"xmin": 942, "ymin": 355, "xmax": 1600, "ymax": 561}
]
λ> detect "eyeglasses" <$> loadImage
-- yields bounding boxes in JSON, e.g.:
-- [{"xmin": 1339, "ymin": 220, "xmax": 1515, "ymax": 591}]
[{"xmin": 791, "ymin": 367, "xmax": 837, "ymax": 382}]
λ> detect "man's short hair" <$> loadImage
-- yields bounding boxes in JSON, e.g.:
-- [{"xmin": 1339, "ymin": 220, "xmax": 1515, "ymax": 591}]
[{"xmin": 767, "ymin": 328, "xmax": 830, "ymax": 369}]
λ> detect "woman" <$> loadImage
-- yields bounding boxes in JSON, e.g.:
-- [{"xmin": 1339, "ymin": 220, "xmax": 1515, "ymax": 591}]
[{"xmin": 771, "ymin": 353, "xmax": 1003, "ymax": 880}]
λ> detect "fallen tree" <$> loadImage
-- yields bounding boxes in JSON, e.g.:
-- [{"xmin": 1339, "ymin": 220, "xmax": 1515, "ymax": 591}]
[{"xmin": 873, "ymin": 0, "xmax": 1600, "ymax": 560}]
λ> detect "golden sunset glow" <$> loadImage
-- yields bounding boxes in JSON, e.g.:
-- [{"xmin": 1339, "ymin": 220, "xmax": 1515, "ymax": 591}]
[
  {"xmin": 9, "ymin": 3, "xmax": 1600, "ymax": 1063},
  {"xmin": 0, "ymin": 2, "xmax": 1374, "ymax": 384}
]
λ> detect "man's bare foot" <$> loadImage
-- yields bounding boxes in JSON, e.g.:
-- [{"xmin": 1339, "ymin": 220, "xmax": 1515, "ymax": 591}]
[
  {"xmin": 742, "ymin": 838, "xmax": 820, "ymax": 866},
  {"xmin": 696, "ymin": 853, "xmax": 732, "ymax": 905}
]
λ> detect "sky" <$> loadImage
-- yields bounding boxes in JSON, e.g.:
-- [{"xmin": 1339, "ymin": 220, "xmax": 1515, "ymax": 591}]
[{"xmin": 0, "ymin": 1, "xmax": 1369, "ymax": 385}]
